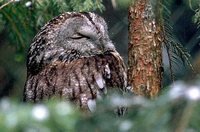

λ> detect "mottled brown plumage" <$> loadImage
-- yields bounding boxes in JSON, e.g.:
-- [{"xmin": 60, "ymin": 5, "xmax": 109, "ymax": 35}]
[{"xmin": 24, "ymin": 12, "xmax": 127, "ymax": 111}]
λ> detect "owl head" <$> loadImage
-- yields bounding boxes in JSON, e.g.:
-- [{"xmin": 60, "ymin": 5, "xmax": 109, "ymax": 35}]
[{"xmin": 50, "ymin": 12, "xmax": 115, "ymax": 55}]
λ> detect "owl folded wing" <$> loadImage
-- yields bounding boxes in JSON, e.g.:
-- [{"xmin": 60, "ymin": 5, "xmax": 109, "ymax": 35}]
[{"xmin": 24, "ymin": 51, "xmax": 127, "ymax": 110}]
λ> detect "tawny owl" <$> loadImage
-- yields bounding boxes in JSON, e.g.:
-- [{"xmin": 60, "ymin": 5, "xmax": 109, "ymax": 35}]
[{"xmin": 24, "ymin": 12, "xmax": 127, "ymax": 111}]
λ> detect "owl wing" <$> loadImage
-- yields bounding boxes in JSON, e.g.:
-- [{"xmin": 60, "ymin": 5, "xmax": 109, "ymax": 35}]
[{"xmin": 24, "ymin": 51, "xmax": 127, "ymax": 110}]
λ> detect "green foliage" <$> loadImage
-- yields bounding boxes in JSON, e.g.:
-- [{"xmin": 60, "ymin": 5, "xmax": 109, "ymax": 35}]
[
  {"xmin": 190, "ymin": 0, "xmax": 200, "ymax": 40},
  {"xmin": 0, "ymin": 84, "xmax": 200, "ymax": 132},
  {"xmin": 194, "ymin": 6, "xmax": 200, "ymax": 28},
  {"xmin": 115, "ymin": 0, "xmax": 133, "ymax": 9},
  {"xmin": 159, "ymin": 0, "xmax": 194, "ymax": 81},
  {"xmin": 0, "ymin": 0, "xmax": 104, "ymax": 61},
  {"xmin": 0, "ymin": 100, "xmax": 80, "ymax": 131}
]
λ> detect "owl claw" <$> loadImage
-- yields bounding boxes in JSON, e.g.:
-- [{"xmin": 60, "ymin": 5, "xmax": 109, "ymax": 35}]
[
  {"xmin": 104, "ymin": 64, "xmax": 111, "ymax": 79},
  {"xmin": 95, "ymin": 74, "xmax": 105, "ymax": 89},
  {"xmin": 87, "ymin": 99, "xmax": 96, "ymax": 112}
]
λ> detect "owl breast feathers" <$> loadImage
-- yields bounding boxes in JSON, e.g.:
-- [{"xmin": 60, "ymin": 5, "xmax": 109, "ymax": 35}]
[{"xmin": 24, "ymin": 12, "xmax": 127, "ymax": 111}]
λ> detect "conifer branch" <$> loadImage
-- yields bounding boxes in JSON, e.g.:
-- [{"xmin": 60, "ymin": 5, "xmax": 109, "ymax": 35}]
[{"xmin": 0, "ymin": 0, "xmax": 14, "ymax": 10}]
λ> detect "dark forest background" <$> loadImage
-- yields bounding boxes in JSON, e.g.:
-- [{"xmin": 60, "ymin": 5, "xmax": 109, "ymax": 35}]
[
  {"xmin": 0, "ymin": 0, "xmax": 199, "ymax": 100},
  {"xmin": 0, "ymin": 0, "xmax": 200, "ymax": 131}
]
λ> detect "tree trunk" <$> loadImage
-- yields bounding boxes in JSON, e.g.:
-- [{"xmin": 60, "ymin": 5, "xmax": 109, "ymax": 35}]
[{"xmin": 128, "ymin": 0, "xmax": 163, "ymax": 97}]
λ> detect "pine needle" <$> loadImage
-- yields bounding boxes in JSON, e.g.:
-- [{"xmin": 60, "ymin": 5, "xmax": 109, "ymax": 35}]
[{"xmin": 160, "ymin": 0, "xmax": 194, "ymax": 81}]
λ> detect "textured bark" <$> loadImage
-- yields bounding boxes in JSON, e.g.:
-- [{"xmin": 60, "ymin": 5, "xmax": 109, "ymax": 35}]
[{"xmin": 128, "ymin": 0, "xmax": 162, "ymax": 97}]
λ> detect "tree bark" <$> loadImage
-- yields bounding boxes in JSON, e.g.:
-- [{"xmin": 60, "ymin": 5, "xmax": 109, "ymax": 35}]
[{"xmin": 128, "ymin": 0, "xmax": 163, "ymax": 97}]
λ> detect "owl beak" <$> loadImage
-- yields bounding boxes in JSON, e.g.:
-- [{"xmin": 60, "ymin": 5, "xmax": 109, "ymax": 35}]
[{"xmin": 103, "ymin": 40, "xmax": 115, "ymax": 51}]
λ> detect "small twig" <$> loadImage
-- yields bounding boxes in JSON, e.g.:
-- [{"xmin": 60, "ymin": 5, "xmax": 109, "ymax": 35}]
[
  {"xmin": 111, "ymin": 0, "xmax": 117, "ymax": 9},
  {"xmin": 175, "ymin": 101, "xmax": 196, "ymax": 132},
  {"xmin": 188, "ymin": 0, "xmax": 195, "ymax": 11},
  {"xmin": 0, "ymin": 0, "xmax": 14, "ymax": 10}
]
